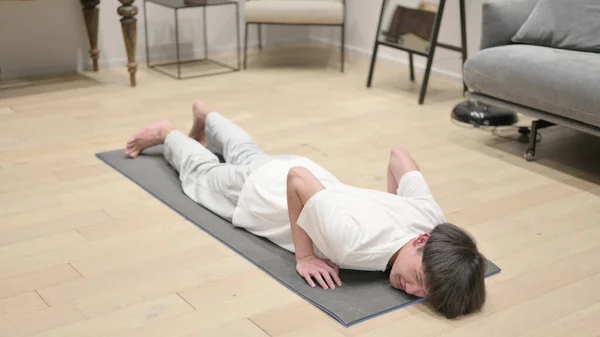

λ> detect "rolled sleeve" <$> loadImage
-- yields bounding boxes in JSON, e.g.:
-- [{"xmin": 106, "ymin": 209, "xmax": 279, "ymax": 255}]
[
  {"xmin": 296, "ymin": 189, "xmax": 356, "ymax": 263},
  {"xmin": 398, "ymin": 171, "xmax": 446, "ymax": 225},
  {"xmin": 397, "ymin": 171, "xmax": 434, "ymax": 200},
  {"xmin": 296, "ymin": 189, "xmax": 329, "ymax": 228}
]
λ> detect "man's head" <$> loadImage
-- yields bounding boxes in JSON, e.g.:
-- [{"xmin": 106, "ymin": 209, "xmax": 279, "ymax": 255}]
[{"xmin": 389, "ymin": 223, "xmax": 487, "ymax": 318}]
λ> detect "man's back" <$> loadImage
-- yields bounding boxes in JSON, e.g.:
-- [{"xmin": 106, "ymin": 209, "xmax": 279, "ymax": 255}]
[
  {"xmin": 233, "ymin": 156, "xmax": 446, "ymax": 271},
  {"xmin": 296, "ymin": 179, "xmax": 445, "ymax": 271},
  {"xmin": 232, "ymin": 155, "xmax": 342, "ymax": 251}
]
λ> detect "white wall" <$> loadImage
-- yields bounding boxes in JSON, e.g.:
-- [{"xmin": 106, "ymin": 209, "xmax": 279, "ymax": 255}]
[
  {"xmin": 311, "ymin": 0, "xmax": 483, "ymax": 79},
  {"xmin": 0, "ymin": 0, "xmax": 309, "ymax": 80},
  {"xmin": 0, "ymin": 0, "xmax": 87, "ymax": 80},
  {"xmin": 0, "ymin": 0, "xmax": 481, "ymax": 81}
]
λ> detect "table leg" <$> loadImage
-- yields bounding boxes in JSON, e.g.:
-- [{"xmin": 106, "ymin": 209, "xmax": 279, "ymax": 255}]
[
  {"xmin": 118, "ymin": 0, "xmax": 138, "ymax": 87},
  {"xmin": 81, "ymin": 0, "xmax": 100, "ymax": 72}
]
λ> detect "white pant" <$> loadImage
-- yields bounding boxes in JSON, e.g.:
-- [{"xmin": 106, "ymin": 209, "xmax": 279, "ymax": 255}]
[{"xmin": 163, "ymin": 112, "xmax": 272, "ymax": 221}]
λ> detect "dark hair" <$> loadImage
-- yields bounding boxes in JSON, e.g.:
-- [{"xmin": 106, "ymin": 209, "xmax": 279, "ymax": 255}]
[{"xmin": 421, "ymin": 223, "xmax": 486, "ymax": 319}]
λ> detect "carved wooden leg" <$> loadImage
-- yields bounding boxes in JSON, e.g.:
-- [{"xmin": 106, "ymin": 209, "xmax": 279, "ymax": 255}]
[
  {"xmin": 118, "ymin": 0, "xmax": 138, "ymax": 87},
  {"xmin": 81, "ymin": 0, "xmax": 100, "ymax": 71}
]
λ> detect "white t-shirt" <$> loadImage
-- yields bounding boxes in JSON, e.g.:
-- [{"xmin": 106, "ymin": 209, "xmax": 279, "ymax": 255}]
[{"xmin": 232, "ymin": 156, "xmax": 446, "ymax": 271}]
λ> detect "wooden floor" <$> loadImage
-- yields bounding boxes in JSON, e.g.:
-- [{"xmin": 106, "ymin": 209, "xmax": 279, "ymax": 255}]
[{"xmin": 1, "ymin": 46, "xmax": 600, "ymax": 337}]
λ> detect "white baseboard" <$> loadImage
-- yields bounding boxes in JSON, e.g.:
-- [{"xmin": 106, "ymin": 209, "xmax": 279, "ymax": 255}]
[
  {"xmin": 31, "ymin": 35, "xmax": 463, "ymax": 81},
  {"xmin": 309, "ymin": 35, "xmax": 464, "ymax": 81},
  {"xmin": 95, "ymin": 40, "xmax": 257, "ymax": 69},
  {"xmin": 95, "ymin": 36, "xmax": 309, "ymax": 70}
]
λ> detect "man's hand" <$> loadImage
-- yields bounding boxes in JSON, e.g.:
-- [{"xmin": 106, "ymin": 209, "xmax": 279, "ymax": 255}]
[{"xmin": 296, "ymin": 255, "xmax": 342, "ymax": 290}]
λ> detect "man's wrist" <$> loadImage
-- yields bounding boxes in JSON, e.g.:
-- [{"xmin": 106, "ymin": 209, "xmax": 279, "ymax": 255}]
[{"xmin": 296, "ymin": 253, "xmax": 314, "ymax": 262}]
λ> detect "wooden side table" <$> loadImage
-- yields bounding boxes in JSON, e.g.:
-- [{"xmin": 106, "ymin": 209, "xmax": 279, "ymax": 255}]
[
  {"xmin": 81, "ymin": 0, "xmax": 138, "ymax": 87},
  {"xmin": 143, "ymin": 0, "xmax": 241, "ymax": 79}
]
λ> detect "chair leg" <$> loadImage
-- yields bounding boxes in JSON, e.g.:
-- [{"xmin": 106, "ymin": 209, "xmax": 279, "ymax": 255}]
[
  {"xmin": 408, "ymin": 52, "xmax": 415, "ymax": 82},
  {"xmin": 340, "ymin": 24, "xmax": 345, "ymax": 72},
  {"xmin": 244, "ymin": 23, "xmax": 249, "ymax": 69},
  {"xmin": 258, "ymin": 24, "xmax": 263, "ymax": 51}
]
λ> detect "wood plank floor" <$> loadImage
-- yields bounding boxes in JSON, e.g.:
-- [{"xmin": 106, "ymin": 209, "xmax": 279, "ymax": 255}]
[{"xmin": 1, "ymin": 45, "xmax": 600, "ymax": 336}]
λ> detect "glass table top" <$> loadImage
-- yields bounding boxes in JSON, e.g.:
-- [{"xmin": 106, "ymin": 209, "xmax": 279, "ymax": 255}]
[{"xmin": 146, "ymin": 0, "xmax": 237, "ymax": 9}]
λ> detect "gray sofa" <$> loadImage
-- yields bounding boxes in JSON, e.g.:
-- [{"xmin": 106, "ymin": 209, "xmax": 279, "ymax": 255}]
[{"xmin": 463, "ymin": 0, "xmax": 600, "ymax": 161}]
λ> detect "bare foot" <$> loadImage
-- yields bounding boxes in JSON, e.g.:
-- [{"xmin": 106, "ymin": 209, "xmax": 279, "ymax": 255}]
[
  {"xmin": 188, "ymin": 100, "xmax": 211, "ymax": 146},
  {"xmin": 125, "ymin": 119, "xmax": 174, "ymax": 158}
]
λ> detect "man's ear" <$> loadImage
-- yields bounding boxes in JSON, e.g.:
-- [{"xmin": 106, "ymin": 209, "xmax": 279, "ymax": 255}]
[{"xmin": 413, "ymin": 233, "xmax": 430, "ymax": 248}]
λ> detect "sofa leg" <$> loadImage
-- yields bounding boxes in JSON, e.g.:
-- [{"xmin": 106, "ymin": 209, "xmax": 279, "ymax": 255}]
[
  {"xmin": 525, "ymin": 121, "xmax": 539, "ymax": 161},
  {"xmin": 525, "ymin": 119, "xmax": 555, "ymax": 162}
]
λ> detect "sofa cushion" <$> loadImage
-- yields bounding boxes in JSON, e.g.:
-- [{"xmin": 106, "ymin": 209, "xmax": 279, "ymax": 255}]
[
  {"xmin": 245, "ymin": 0, "xmax": 344, "ymax": 25},
  {"xmin": 512, "ymin": 0, "xmax": 600, "ymax": 53},
  {"xmin": 464, "ymin": 45, "xmax": 600, "ymax": 127}
]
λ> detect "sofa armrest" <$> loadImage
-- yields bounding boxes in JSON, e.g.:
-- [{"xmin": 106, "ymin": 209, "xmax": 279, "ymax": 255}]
[{"xmin": 481, "ymin": 0, "xmax": 538, "ymax": 49}]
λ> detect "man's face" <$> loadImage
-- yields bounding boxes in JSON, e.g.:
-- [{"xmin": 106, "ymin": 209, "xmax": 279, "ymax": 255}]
[{"xmin": 389, "ymin": 234, "xmax": 429, "ymax": 298}]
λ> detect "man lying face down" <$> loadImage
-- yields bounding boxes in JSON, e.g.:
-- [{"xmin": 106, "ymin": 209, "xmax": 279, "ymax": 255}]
[{"xmin": 125, "ymin": 99, "xmax": 487, "ymax": 319}]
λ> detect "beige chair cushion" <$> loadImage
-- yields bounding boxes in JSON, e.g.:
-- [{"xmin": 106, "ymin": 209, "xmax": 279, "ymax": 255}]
[{"xmin": 245, "ymin": 0, "xmax": 344, "ymax": 25}]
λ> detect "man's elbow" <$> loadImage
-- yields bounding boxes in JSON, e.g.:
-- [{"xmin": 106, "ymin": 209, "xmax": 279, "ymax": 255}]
[
  {"xmin": 389, "ymin": 147, "xmax": 419, "ymax": 171},
  {"xmin": 287, "ymin": 166, "xmax": 325, "ymax": 203},
  {"xmin": 390, "ymin": 147, "xmax": 410, "ymax": 160},
  {"xmin": 287, "ymin": 166, "xmax": 309, "ymax": 184}
]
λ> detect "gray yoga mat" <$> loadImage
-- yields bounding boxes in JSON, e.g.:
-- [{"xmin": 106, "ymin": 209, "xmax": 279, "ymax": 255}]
[{"xmin": 96, "ymin": 146, "xmax": 501, "ymax": 327}]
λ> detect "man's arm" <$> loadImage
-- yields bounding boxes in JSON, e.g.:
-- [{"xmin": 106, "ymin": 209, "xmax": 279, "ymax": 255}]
[
  {"xmin": 286, "ymin": 166, "xmax": 325, "ymax": 259},
  {"xmin": 387, "ymin": 148, "xmax": 420, "ymax": 194},
  {"xmin": 286, "ymin": 167, "xmax": 342, "ymax": 289}
]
